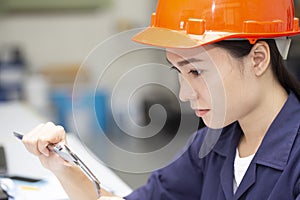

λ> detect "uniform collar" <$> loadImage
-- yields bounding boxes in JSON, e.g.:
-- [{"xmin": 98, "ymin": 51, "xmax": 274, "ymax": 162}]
[{"xmin": 212, "ymin": 92, "xmax": 300, "ymax": 170}]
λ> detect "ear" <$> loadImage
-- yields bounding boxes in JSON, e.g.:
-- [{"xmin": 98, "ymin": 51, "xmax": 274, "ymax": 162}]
[{"xmin": 250, "ymin": 41, "xmax": 271, "ymax": 77}]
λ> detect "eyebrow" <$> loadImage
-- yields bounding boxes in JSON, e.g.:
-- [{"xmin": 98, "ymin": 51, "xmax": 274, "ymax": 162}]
[
  {"xmin": 166, "ymin": 57, "xmax": 203, "ymax": 67},
  {"xmin": 177, "ymin": 58, "xmax": 203, "ymax": 67}
]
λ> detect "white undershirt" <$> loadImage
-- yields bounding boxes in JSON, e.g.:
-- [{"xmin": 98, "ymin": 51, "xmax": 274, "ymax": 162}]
[{"xmin": 233, "ymin": 148, "xmax": 255, "ymax": 194}]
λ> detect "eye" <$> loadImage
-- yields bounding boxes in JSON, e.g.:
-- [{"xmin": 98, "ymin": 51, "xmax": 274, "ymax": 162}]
[
  {"xmin": 188, "ymin": 69, "xmax": 203, "ymax": 76},
  {"xmin": 170, "ymin": 66, "xmax": 181, "ymax": 73}
]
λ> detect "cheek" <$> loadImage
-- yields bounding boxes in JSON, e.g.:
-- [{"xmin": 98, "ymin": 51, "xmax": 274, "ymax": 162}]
[
  {"xmin": 201, "ymin": 51, "xmax": 256, "ymax": 127},
  {"xmin": 192, "ymin": 77, "xmax": 212, "ymax": 105},
  {"xmin": 205, "ymin": 76, "xmax": 228, "ymax": 127},
  {"xmin": 221, "ymin": 67, "xmax": 255, "ymax": 123},
  {"xmin": 202, "ymin": 70, "xmax": 226, "ymax": 106},
  {"xmin": 202, "ymin": 65, "xmax": 245, "ymax": 128},
  {"xmin": 179, "ymin": 74, "xmax": 211, "ymax": 101}
]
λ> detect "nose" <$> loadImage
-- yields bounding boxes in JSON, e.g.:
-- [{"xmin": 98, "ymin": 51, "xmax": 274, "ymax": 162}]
[{"xmin": 178, "ymin": 75, "xmax": 197, "ymax": 102}]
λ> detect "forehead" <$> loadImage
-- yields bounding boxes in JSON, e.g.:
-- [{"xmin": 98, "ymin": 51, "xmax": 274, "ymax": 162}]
[{"xmin": 166, "ymin": 44, "xmax": 220, "ymax": 63}]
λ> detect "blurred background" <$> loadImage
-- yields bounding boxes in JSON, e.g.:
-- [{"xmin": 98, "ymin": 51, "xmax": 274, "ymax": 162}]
[{"xmin": 0, "ymin": 0, "xmax": 299, "ymax": 190}]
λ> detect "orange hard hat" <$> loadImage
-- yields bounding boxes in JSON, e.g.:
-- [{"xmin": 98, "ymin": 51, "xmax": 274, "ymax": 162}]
[{"xmin": 132, "ymin": 0, "xmax": 300, "ymax": 48}]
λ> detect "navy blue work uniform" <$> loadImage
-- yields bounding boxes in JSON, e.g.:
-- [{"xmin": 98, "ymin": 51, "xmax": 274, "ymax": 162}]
[{"xmin": 125, "ymin": 92, "xmax": 300, "ymax": 200}]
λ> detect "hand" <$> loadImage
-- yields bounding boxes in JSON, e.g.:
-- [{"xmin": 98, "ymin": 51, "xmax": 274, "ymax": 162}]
[
  {"xmin": 99, "ymin": 197, "xmax": 125, "ymax": 200},
  {"xmin": 22, "ymin": 122, "xmax": 71, "ymax": 173}
]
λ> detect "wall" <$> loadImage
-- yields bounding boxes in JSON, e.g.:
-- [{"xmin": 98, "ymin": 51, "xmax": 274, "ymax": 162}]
[{"xmin": 0, "ymin": 0, "xmax": 156, "ymax": 70}]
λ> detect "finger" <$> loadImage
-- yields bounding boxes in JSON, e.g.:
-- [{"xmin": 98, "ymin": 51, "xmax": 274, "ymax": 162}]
[
  {"xmin": 22, "ymin": 123, "xmax": 45, "ymax": 156},
  {"xmin": 38, "ymin": 151, "xmax": 72, "ymax": 171},
  {"xmin": 45, "ymin": 124, "xmax": 66, "ymax": 144},
  {"xmin": 22, "ymin": 122, "xmax": 66, "ymax": 156},
  {"xmin": 37, "ymin": 123, "xmax": 66, "ymax": 156},
  {"xmin": 37, "ymin": 122, "xmax": 57, "ymax": 157}
]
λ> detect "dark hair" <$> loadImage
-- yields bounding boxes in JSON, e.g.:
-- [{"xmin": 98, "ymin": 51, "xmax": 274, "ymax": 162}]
[{"xmin": 213, "ymin": 39, "xmax": 300, "ymax": 100}]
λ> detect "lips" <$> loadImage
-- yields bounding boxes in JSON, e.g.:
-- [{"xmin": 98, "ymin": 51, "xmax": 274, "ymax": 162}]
[{"xmin": 194, "ymin": 109, "xmax": 210, "ymax": 117}]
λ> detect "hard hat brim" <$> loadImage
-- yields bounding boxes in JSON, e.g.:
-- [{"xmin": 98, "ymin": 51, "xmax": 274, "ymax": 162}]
[
  {"xmin": 132, "ymin": 27, "xmax": 225, "ymax": 48},
  {"xmin": 132, "ymin": 27, "xmax": 300, "ymax": 48}
]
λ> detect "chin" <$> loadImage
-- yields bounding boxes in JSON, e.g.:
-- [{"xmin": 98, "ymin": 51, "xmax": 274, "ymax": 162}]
[{"xmin": 202, "ymin": 115, "xmax": 233, "ymax": 129}]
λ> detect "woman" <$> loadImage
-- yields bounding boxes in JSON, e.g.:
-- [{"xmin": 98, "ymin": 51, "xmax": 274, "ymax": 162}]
[{"xmin": 22, "ymin": 0, "xmax": 300, "ymax": 199}]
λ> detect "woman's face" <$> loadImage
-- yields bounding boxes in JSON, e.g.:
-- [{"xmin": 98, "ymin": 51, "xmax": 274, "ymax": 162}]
[{"xmin": 166, "ymin": 45, "xmax": 258, "ymax": 129}]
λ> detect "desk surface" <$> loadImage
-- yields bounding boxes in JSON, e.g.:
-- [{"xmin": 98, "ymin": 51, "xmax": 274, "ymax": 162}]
[{"xmin": 0, "ymin": 101, "xmax": 132, "ymax": 199}]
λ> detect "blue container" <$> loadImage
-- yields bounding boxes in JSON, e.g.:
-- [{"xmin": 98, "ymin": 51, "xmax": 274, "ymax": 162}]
[
  {"xmin": 94, "ymin": 91, "xmax": 108, "ymax": 132},
  {"xmin": 50, "ymin": 89, "xmax": 108, "ymax": 133},
  {"xmin": 50, "ymin": 90, "xmax": 72, "ymax": 130}
]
